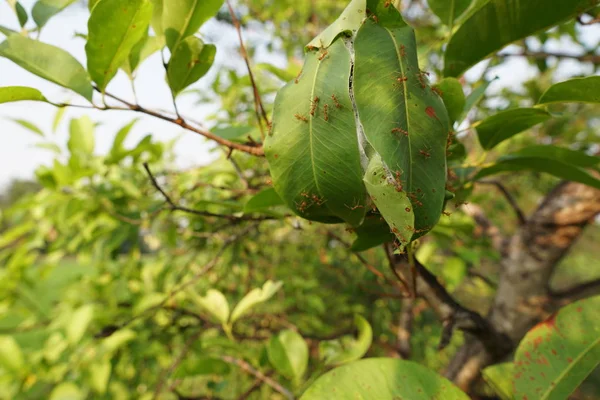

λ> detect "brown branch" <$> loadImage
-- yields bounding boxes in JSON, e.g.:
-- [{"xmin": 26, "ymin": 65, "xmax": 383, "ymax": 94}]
[
  {"xmin": 153, "ymin": 330, "xmax": 203, "ymax": 399},
  {"xmin": 384, "ymin": 244, "xmax": 511, "ymax": 356},
  {"xmin": 396, "ymin": 297, "xmax": 414, "ymax": 359},
  {"xmin": 461, "ymin": 203, "xmax": 505, "ymax": 253},
  {"xmin": 497, "ymin": 50, "xmax": 600, "ymax": 64},
  {"xmin": 97, "ymin": 88, "xmax": 264, "ymax": 156},
  {"xmin": 226, "ymin": 1, "xmax": 270, "ymax": 139},
  {"xmin": 549, "ymin": 278, "xmax": 600, "ymax": 303},
  {"xmin": 477, "ymin": 180, "xmax": 526, "ymax": 225},
  {"xmin": 220, "ymin": 355, "xmax": 294, "ymax": 400},
  {"xmin": 447, "ymin": 180, "xmax": 600, "ymax": 391},
  {"xmin": 143, "ymin": 163, "xmax": 274, "ymax": 222}
]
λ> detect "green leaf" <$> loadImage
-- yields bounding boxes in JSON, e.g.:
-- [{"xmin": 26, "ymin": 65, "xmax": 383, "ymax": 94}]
[
  {"xmin": 427, "ymin": 0, "xmax": 472, "ymax": 27},
  {"xmin": 459, "ymin": 77, "xmax": 496, "ymax": 123},
  {"xmin": 444, "ymin": 0, "xmax": 600, "ymax": 77},
  {"xmin": 34, "ymin": 142, "xmax": 62, "ymax": 154},
  {"xmin": 100, "ymin": 329, "xmax": 136, "ymax": 354},
  {"xmin": 0, "ymin": 25, "xmax": 17, "ymax": 36},
  {"xmin": 162, "ymin": 0, "xmax": 224, "ymax": 50},
  {"xmin": 311, "ymin": 357, "xmax": 471, "ymax": 399},
  {"xmin": 88, "ymin": 359, "xmax": 111, "ymax": 394},
  {"xmin": 353, "ymin": 20, "xmax": 449, "ymax": 237},
  {"xmin": 86, "ymin": 0, "xmax": 154, "ymax": 92},
  {"xmin": 244, "ymin": 188, "xmax": 284, "ymax": 213},
  {"xmin": 476, "ymin": 152, "xmax": 600, "ymax": 189},
  {"xmin": 68, "ymin": 116, "xmax": 95, "ymax": 155},
  {"xmin": 0, "ymin": 335, "xmax": 25, "ymax": 375},
  {"xmin": 52, "ymin": 106, "xmax": 67, "ymax": 132},
  {"xmin": 212, "ymin": 125, "xmax": 254, "ymax": 140},
  {"xmin": 265, "ymin": 39, "xmax": 368, "ymax": 226},
  {"xmin": 167, "ymin": 36, "xmax": 216, "ymax": 96},
  {"xmin": 123, "ymin": 34, "xmax": 164, "ymax": 76},
  {"xmin": 319, "ymin": 315, "xmax": 372, "ymax": 366},
  {"xmin": 351, "ymin": 213, "xmax": 395, "ymax": 252},
  {"xmin": 482, "ymin": 362, "xmax": 514, "ymax": 400},
  {"xmin": 8, "ymin": 118, "xmax": 45, "ymax": 136},
  {"xmin": 32, "ymin": 0, "xmax": 77, "ymax": 28},
  {"xmin": 0, "ymin": 35, "xmax": 92, "ymax": 101},
  {"xmin": 188, "ymin": 288, "xmax": 229, "ymax": 324},
  {"xmin": 301, "ymin": 358, "xmax": 469, "ymax": 400},
  {"xmin": 230, "ymin": 280, "xmax": 282, "ymax": 323},
  {"xmin": 150, "ymin": 0, "xmax": 163, "ymax": 36},
  {"xmin": 0, "ymin": 86, "xmax": 48, "ymax": 104},
  {"xmin": 267, "ymin": 329, "xmax": 309, "ymax": 382},
  {"xmin": 107, "ymin": 119, "xmax": 138, "ymax": 163},
  {"xmin": 538, "ymin": 76, "xmax": 600, "ymax": 105},
  {"xmin": 173, "ymin": 357, "xmax": 230, "ymax": 378},
  {"xmin": 476, "ymin": 108, "xmax": 551, "ymax": 150},
  {"xmin": 363, "ymin": 155, "xmax": 415, "ymax": 246},
  {"xmin": 509, "ymin": 145, "xmax": 600, "ymax": 168},
  {"xmin": 513, "ymin": 296, "xmax": 600, "ymax": 400},
  {"xmin": 434, "ymin": 77, "xmax": 466, "ymax": 125},
  {"xmin": 49, "ymin": 383, "xmax": 84, "ymax": 400},
  {"xmin": 16, "ymin": 2, "xmax": 28, "ymax": 27},
  {"xmin": 255, "ymin": 62, "xmax": 297, "ymax": 82},
  {"xmin": 66, "ymin": 304, "xmax": 94, "ymax": 345},
  {"xmin": 306, "ymin": 0, "xmax": 366, "ymax": 49}
]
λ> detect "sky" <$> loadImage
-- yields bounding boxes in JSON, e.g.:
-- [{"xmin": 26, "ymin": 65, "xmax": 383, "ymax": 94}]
[
  {"xmin": 1, "ymin": 1, "xmax": 599, "ymax": 190},
  {"xmin": 0, "ymin": 0, "xmax": 244, "ymax": 189}
]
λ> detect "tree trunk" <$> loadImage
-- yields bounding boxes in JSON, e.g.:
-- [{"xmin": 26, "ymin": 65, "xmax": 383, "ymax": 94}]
[{"xmin": 446, "ymin": 181, "xmax": 600, "ymax": 391}]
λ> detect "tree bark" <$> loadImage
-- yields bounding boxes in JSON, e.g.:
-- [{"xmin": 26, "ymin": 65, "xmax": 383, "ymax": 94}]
[{"xmin": 446, "ymin": 181, "xmax": 600, "ymax": 391}]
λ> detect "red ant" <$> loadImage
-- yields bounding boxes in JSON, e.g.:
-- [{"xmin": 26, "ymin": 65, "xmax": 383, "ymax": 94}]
[
  {"xmin": 331, "ymin": 94, "xmax": 341, "ymax": 109},
  {"xmin": 419, "ymin": 148, "xmax": 431, "ymax": 159},
  {"xmin": 323, "ymin": 104, "xmax": 329, "ymax": 121},
  {"xmin": 295, "ymin": 113, "xmax": 308, "ymax": 122},
  {"xmin": 391, "ymin": 127, "xmax": 409, "ymax": 137},
  {"xmin": 310, "ymin": 96, "xmax": 319, "ymax": 116},
  {"xmin": 318, "ymin": 50, "xmax": 328, "ymax": 61}
]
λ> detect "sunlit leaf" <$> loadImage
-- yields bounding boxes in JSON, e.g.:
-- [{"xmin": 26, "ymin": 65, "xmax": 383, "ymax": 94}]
[
  {"xmin": 268, "ymin": 329, "xmax": 309, "ymax": 382},
  {"xmin": 434, "ymin": 77, "xmax": 466, "ymax": 125},
  {"xmin": 0, "ymin": 86, "xmax": 48, "ymax": 104},
  {"xmin": 162, "ymin": 0, "xmax": 224, "ymax": 50},
  {"xmin": 0, "ymin": 35, "xmax": 93, "ymax": 101},
  {"xmin": 8, "ymin": 118, "xmax": 45, "ymax": 136},
  {"xmin": 0, "ymin": 335, "xmax": 25, "ymax": 375},
  {"xmin": 476, "ymin": 108, "xmax": 551, "ymax": 150},
  {"xmin": 301, "ymin": 358, "xmax": 469, "ymax": 399},
  {"xmin": 306, "ymin": 0, "xmax": 367, "ymax": 49},
  {"xmin": 514, "ymin": 296, "xmax": 600, "ymax": 400},
  {"xmin": 319, "ymin": 315, "xmax": 372, "ymax": 366},
  {"xmin": 68, "ymin": 116, "xmax": 95, "ymax": 155},
  {"xmin": 49, "ymin": 383, "xmax": 84, "ymax": 400},
  {"xmin": 444, "ymin": 0, "xmax": 600, "ymax": 77},
  {"xmin": 230, "ymin": 280, "xmax": 283, "ymax": 323},
  {"xmin": 538, "ymin": 76, "xmax": 600, "ymax": 105},
  {"xmin": 265, "ymin": 39, "xmax": 367, "ymax": 226},
  {"xmin": 66, "ymin": 304, "xmax": 94, "ymax": 345},
  {"xmin": 86, "ymin": 0, "xmax": 153, "ymax": 91},
  {"xmin": 167, "ymin": 36, "xmax": 216, "ymax": 96},
  {"xmin": 188, "ymin": 288, "xmax": 230, "ymax": 324},
  {"xmin": 32, "ymin": 0, "xmax": 77, "ymax": 28},
  {"xmin": 427, "ymin": 0, "xmax": 472, "ymax": 28},
  {"xmin": 244, "ymin": 188, "xmax": 284, "ymax": 213}
]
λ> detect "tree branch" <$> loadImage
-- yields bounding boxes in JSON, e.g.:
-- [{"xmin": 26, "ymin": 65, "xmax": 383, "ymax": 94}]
[
  {"xmin": 220, "ymin": 355, "xmax": 294, "ymax": 400},
  {"xmin": 550, "ymin": 278, "xmax": 600, "ymax": 303},
  {"xmin": 97, "ymin": 88, "xmax": 264, "ymax": 156},
  {"xmin": 384, "ymin": 245, "xmax": 511, "ymax": 357},
  {"xmin": 477, "ymin": 180, "xmax": 526, "ymax": 225},
  {"xmin": 497, "ymin": 50, "xmax": 600, "ymax": 64},
  {"xmin": 226, "ymin": 1, "xmax": 270, "ymax": 139},
  {"xmin": 143, "ymin": 163, "xmax": 274, "ymax": 222}
]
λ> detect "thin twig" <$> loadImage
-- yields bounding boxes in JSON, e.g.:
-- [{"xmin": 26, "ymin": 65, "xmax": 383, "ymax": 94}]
[
  {"xmin": 497, "ymin": 50, "xmax": 600, "ymax": 64},
  {"xmin": 226, "ymin": 0, "xmax": 270, "ymax": 139},
  {"xmin": 477, "ymin": 180, "xmax": 526, "ymax": 225},
  {"xmin": 153, "ymin": 330, "xmax": 203, "ymax": 399},
  {"xmin": 95, "ymin": 88, "xmax": 264, "ymax": 156},
  {"xmin": 143, "ymin": 163, "xmax": 273, "ymax": 222},
  {"xmin": 220, "ymin": 355, "xmax": 295, "ymax": 400}
]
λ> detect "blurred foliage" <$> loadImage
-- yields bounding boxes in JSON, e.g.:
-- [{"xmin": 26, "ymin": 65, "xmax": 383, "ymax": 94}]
[{"xmin": 0, "ymin": 0, "xmax": 600, "ymax": 399}]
